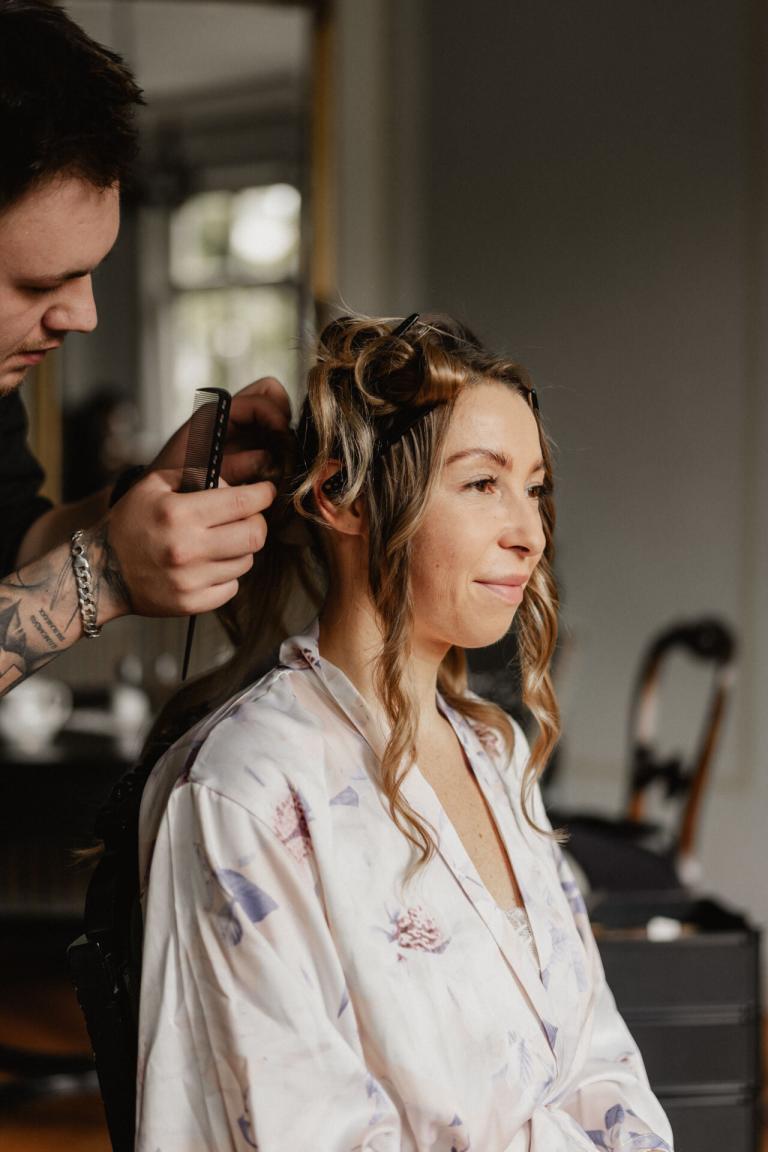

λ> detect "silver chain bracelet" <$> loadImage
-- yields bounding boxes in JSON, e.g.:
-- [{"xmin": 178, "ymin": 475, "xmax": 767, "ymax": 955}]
[{"xmin": 70, "ymin": 529, "xmax": 102, "ymax": 639}]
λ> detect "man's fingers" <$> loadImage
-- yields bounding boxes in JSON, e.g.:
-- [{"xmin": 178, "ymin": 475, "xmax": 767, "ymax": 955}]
[
  {"xmin": 188, "ymin": 578, "xmax": 242, "ymax": 615},
  {"xmin": 152, "ymin": 478, "xmax": 277, "ymax": 526},
  {"xmin": 228, "ymin": 387, "xmax": 291, "ymax": 439},
  {"xmin": 219, "ymin": 448, "xmax": 273, "ymax": 487},
  {"xmin": 232, "ymin": 376, "xmax": 291, "ymax": 421},
  {"xmin": 144, "ymin": 553, "xmax": 255, "ymax": 614},
  {"xmin": 202, "ymin": 481, "xmax": 277, "ymax": 526},
  {"xmin": 173, "ymin": 553, "xmax": 256, "ymax": 594},
  {"xmin": 195, "ymin": 517, "xmax": 269, "ymax": 561}
]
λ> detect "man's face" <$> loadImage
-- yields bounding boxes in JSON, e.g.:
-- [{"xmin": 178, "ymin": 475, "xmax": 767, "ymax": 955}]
[{"xmin": 0, "ymin": 174, "xmax": 120, "ymax": 396}]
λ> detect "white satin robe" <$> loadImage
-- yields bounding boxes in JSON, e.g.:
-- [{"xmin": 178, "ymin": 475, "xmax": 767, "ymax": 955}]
[{"xmin": 136, "ymin": 623, "xmax": 673, "ymax": 1152}]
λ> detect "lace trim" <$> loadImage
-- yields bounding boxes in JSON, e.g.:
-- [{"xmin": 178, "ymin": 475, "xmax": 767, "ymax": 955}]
[{"xmin": 503, "ymin": 904, "xmax": 536, "ymax": 956}]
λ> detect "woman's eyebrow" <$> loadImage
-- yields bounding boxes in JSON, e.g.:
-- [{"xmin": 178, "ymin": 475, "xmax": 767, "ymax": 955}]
[
  {"xmin": 446, "ymin": 448, "xmax": 510, "ymax": 468},
  {"xmin": 445, "ymin": 448, "xmax": 546, "ymax": 473}
]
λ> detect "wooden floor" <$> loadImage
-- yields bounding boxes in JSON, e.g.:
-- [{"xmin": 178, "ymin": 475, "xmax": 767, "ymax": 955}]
[
  {"xmin": 0, "ymin": 925, "xmax": 110, "ymax": 1152},
  {"xmin": 0, "ymin": 940, "xmax": 766, "ymax": 1151}
]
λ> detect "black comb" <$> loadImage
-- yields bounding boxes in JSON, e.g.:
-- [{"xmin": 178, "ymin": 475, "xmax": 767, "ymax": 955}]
[{"xmin": 180, "ymin": 387, "xmax": 231, "ymax": 681}]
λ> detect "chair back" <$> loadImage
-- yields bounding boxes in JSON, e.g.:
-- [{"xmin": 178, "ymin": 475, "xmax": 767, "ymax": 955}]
[{"xmin": 625, "ymin": 617, "xmax": 737, "ymax": 856}]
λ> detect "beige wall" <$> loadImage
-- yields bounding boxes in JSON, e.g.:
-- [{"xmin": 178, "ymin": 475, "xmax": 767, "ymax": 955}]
[{"xmin": 333, "ymin": 0, "xmax": 768, "ymax": 952}]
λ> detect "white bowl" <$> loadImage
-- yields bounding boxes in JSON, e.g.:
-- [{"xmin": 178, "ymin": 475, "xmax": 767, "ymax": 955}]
[{"xmin": 0, "ymin": 677, "xmax": 73, "ymax": 755}]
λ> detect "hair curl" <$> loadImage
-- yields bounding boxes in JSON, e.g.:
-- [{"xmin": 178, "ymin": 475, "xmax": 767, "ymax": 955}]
[{"xmin": 148, "ymin": 313, "xmax": 560, "ymax": 870}]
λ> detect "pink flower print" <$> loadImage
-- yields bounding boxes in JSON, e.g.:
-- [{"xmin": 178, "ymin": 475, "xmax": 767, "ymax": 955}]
[
  {"xmin": 273, "ymin": 787, "xmax": 314, "ymax": 861},
  {"xmin": 389, "ymin": 906, "xmax": 450, "ymax": 954},
  {"xmin": 473, "ymin": 722, "xmax": 503, "ymax": 759}
]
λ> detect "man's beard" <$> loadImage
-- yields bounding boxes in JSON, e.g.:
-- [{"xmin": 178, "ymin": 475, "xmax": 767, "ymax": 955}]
[{"xmin": 0, "ymin": 367, "xmax": 27, "ymax": 397}]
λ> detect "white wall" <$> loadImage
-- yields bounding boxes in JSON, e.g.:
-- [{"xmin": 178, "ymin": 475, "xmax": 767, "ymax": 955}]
[{"xmin": 334, "ymin": 0, "xmax": 768, "ymax": 945}]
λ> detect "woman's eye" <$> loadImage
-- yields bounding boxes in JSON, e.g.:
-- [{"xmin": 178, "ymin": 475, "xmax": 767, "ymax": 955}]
[
  {"xmin": 527, "ymin": 482, "xmax": 550, "ymax": 499},
  {"xmin": 467, "ymin": 476, "xmax": 498, "ymax": 494}
]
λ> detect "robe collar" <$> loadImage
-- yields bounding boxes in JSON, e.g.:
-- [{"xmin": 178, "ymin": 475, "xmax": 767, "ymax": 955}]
[{"xmin": 279, "ymin": 622, "xmax": 562, "ymax": 1039}]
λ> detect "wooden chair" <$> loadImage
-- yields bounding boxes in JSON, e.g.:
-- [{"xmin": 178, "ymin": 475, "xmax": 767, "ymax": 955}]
[{"xmin": 548, "ymin": 617, "xmax": 737, "ymax": 892}]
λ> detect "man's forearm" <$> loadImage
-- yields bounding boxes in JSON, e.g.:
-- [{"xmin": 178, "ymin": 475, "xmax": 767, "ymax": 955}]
[
  {"xmin": 0, "ymin": 522, "xmax": 130, "ymax": 697},
  {"xmin": 15, "ymin": 486, "xmax": 112, "ymax": 568}
]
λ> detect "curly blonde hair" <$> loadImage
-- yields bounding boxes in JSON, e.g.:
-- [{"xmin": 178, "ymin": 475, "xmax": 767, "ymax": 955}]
[{"xmin": 149, "ymin": 313, "xmax": 560, "ymax": 868}]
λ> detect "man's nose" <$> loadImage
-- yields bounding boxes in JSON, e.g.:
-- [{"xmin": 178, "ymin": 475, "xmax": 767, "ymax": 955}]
[{"xmin": 43, "ymin": 275, "xmax": 98, "ymax": 335}]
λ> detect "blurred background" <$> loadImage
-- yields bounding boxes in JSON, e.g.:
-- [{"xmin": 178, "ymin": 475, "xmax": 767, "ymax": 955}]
[{"xmin": 2, "ymin": 0, "xmax": 768, "ymax": 1148}]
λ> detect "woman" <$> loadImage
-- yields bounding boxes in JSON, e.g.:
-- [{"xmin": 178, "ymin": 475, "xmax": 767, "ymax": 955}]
[{"xmin": 136, "ymin": 315, "xmax": 673, "ymax": 1151}]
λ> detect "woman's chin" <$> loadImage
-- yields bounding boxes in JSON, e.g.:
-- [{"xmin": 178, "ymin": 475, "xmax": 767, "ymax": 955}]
[{"xmin": 454, "ymin": 611, "xmax": 519, "ymax": 652}]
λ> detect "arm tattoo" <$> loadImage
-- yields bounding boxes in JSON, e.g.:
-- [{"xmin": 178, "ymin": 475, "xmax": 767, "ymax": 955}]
[
  {"xmin": 39, "ymin": 608, "xmax": 66, "ymax": 644},
  {"xmin": 0, "ymin": 586, "xmax": 58, "ymax": 696},
  {"xmin": 0, "ymin": 521, "xmax": 135, "ymax": 698},
  {"xmin": 0, "ymin": 597, "xmax": 30, "ymax": 694},
  {"xmin": 0, "ymin": 541, "xmax": 92, "ymax": 697},
  {"xmin": 91, "ymin": 522, "xmax": 134, "ymax": 615}
]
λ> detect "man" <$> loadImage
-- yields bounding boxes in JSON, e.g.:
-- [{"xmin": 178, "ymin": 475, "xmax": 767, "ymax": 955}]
[{"xmin": 0, "ymin": 0, "xmax": 289, "ymax": 696}]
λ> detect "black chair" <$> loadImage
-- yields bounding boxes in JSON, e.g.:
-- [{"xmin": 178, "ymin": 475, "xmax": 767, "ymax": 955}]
[
  {"xmin": 547, "ymin": 617, "xmax": 737, "ymax": 892},
  {"xmin": 0, "ymin": 729, "xmax": 131, "ymax": 1109},
  {"xmin": 68, "ymin": 710, "xmax": 207, "ymax": 1152}
]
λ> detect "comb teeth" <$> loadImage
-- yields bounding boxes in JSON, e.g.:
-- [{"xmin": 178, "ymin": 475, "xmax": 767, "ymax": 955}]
[{"xmin": 180, "ymin": 387, "xmax": 231, "ymax": 493}]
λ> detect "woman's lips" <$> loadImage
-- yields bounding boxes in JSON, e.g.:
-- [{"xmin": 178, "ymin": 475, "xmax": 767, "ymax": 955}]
[{"xmin": 476, "ymin": 580, "xmax": 526, "ymax": 605}]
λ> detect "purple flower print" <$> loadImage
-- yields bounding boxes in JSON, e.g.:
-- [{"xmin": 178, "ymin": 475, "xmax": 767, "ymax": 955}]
[
  {"xmin": 587, "ymin": 1104, "xmax": 672, "ymax": 1150},
  {"xmin": 560, "ymin": 874, "xmax": 588, "ymax": 919},
  {"xmin": 542, "ymin": 1019, "xmax": 558, "ymax": 1049},
  {"xmin": 447, "ymin": 1112, "xmax": 471, "ymax": 1152},
  {"xmin": 273, "ymin": 787, "xmax": 314, "ymax": 861},
  {"xmin": 237, "ymin": 1087, "xmax": 259, "ymax": 1148},
  {"xmin": 366, "ymin": 1073, "xmax": 388, "ymax": 1126},
  {"xmin": 330, "ymin": 785, "xmax": 359, "ymax": 807},
  {"xmin": 218, "ymin": 870, "xmax": 279, "ymax": 924},
  {"xmin": 388, "ymin": 906, "xmax": 450, "ymax": 954},
  {"xmin": 301, "ymin": 646, "xmax": 322, "ymax": 670}
]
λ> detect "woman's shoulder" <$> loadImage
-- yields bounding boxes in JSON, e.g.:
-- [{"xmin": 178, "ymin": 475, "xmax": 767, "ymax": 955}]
[{"xmin": 145, "ymin": 660, "xmax": 339, "ymax": 820}]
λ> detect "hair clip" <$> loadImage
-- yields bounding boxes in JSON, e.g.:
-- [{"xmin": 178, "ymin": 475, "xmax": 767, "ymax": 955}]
[
  {"xmin": 528, "ymin": 387, "xmax": 540, "ymax": 413},
  {"xmin": 391, "ymin": 313, "xmax": 420, "ymax": 339},
  {"xmin": 373, "ymin": 401, "xmax": 439, "ymax": 456},
  {"xmin": 321, "ymin": 469, "xmax": 346, "ymax": 498}
]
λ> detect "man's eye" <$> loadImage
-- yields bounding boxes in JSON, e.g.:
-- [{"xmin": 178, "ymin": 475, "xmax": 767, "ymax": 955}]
[{"xmin": 23, "ymin": 285, "xmax": 54, "ymax": 296}]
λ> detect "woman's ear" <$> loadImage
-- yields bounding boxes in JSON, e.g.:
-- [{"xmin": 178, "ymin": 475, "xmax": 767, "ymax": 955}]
[{"xmin": 313, "ymin": 461, "xmax": 367, "ymax": 537}]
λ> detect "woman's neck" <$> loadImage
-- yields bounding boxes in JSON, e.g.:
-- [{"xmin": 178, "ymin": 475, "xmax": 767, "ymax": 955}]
[{"xmin": 318, "ymin": 591, "xmax": 446, "ymax": 735}]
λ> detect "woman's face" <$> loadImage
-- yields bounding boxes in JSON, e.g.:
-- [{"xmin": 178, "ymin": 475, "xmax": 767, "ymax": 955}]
[{"xmin": 409, "ymin": 381, "xmax": 547, "ymax": 660}]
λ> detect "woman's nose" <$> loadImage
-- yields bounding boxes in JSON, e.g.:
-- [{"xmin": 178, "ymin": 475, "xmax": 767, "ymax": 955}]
[{"xmin": 499, "ymin": 493, "xmax": 546, "ymax": 558}]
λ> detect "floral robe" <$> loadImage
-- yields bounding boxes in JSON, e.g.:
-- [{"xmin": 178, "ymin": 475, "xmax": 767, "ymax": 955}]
[{"xmin": 136, "ymin": 622, "xmax": 673, "ymax": 1151}]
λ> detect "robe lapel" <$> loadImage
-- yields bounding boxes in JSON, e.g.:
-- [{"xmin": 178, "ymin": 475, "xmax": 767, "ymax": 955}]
[
  {"xmin": 399, "ymin": 746, "xmax": 556, "ymax": 1029},
  {"xmin": 286, "ymin": 628, "xmax": 559, "ymax": 1045}
]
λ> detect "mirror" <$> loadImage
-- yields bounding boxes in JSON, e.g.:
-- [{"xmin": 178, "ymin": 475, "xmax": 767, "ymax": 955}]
[
  {"xmin": 28, "ymin": 0, "xmax": 320, "ymax": 505},
  {"xmin": 22, "ymin": 0, "xmax": 326, "ymax": 690}
]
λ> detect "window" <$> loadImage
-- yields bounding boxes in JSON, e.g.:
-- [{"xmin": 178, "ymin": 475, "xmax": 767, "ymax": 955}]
[{"xmin": 166, "ymin": 183, "xmax": 302, "ymax": 434}]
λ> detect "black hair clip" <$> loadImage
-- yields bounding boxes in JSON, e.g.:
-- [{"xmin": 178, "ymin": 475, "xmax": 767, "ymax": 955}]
[
  {"xmin": 321, "ymin": 399, "xmax": 440, "ymax": 499},
  {"xmin": 373, "ymin": 401, "xmax": 439, "ymax": 455},
  {"xmin": 391, "ymin": 313, "xmax": 420, "ymax": 339},
  {"xmin": 528, "ymin": 387, "xmax": 540, "ymax": 413},
  {"xmin": 321, "ymin": 468, "xmax": 346, "ymax": 498}
]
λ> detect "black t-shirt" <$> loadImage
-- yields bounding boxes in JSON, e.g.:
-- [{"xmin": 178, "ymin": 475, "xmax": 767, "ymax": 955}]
[{"xmin": 0, "ymin": 390, "xmax": 53, "ymax": 577}]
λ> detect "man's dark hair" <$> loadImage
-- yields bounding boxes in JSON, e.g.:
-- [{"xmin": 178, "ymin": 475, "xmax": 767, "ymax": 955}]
[{"xmin": 0, "ymin": 0, "xmax": 144, "ymax": 211}]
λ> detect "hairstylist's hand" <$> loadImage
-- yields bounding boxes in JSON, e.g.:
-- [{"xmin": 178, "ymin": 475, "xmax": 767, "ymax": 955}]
[
  {"xmin": 97, "ymin": 468, "xmax": 277, "ymax": 621},
  {"xmin": 151, "ymin": 377, "xmax": 291, "ymax": 485}
]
